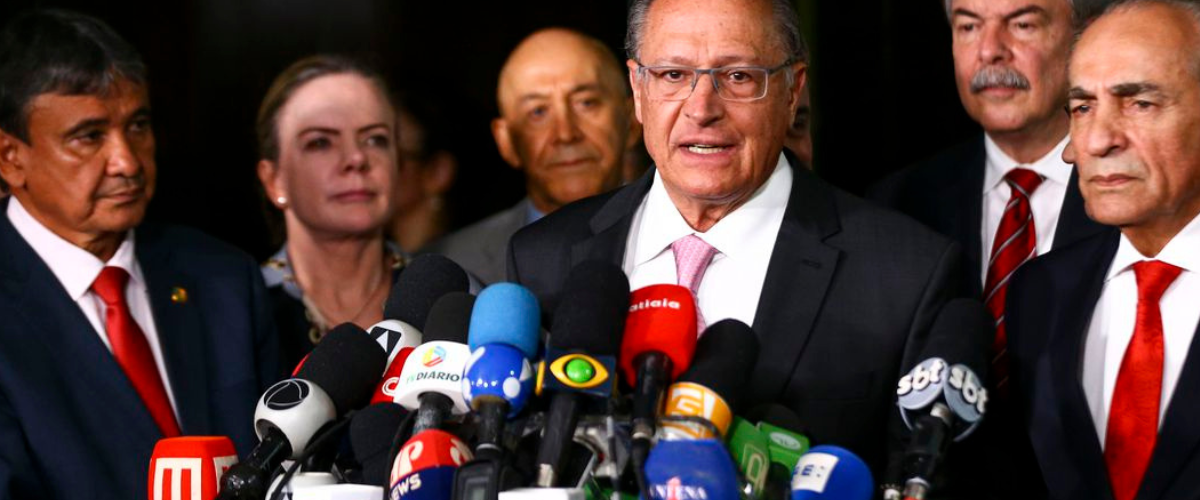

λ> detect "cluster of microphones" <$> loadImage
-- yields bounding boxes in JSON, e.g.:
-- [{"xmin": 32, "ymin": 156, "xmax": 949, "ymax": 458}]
[{"xmin": 147, "ymin": 255, "xmax": 994, "ymax": 500}]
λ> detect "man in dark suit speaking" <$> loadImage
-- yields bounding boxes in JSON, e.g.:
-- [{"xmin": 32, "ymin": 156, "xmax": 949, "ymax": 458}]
[
  {"xmin": 508, "ymin": 0, "xmax": 970, "ymax": 476},
  {"xmin": 0, "ymin": 11, "xmax": 279, "ymax": 499},
  {"xmin": 1008, "ymin": 1, "xmax": 1200, "ymax": 499}
]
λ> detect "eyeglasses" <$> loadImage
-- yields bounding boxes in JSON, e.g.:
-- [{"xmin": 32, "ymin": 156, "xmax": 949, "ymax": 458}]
[{"xmin": 635, "ymin": 60, "xmax": 795, "ymax": 102}]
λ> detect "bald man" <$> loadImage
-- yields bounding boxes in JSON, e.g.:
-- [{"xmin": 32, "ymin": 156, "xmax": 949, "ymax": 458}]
[{"xmin": 428, "ymin": 28, "xmax": 638, "ymax": 284}]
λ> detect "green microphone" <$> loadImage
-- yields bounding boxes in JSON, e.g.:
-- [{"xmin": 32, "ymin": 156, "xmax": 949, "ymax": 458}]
[{"xmin": 726, "ymin": 417, "xmax": 771, "ymax": 496}]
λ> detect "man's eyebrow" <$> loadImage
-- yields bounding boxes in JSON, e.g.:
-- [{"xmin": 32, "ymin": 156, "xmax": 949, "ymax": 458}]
[
  {"xmin": 1067, "ymin": 87, "xmax": 1094, "ymax": 100},
  {"xmin": 951, "ymin": 8, "xmax": 982, "ymax": 20},
  {"xmin": 1110, "ymin": 82, "xmax": 1162, "ymax": 97},
  {"xmin": 63, "ymin": 117, "xmax": 108, "ymax": 137},
  {"xmin": 1004, "ymin": 5, "xmax": 1048, "ymax": 22}
]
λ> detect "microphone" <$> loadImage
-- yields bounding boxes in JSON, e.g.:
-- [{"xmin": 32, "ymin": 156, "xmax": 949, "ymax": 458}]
[
  {"xmin": 893, "ymin": 298, "xmax": 992, "ymax": 500},
  {"xmin": 348, "ymin": 403, "xmax": 409, "ymax": 488},
  {"xmin": 267, "ymin": 472, "xmax": 337, "ymax": 500},
  {"xmin": 288, "ymin": 484, "xmax": 384, "ymax": 500},
  {"xmin": 371, "ymin": 255, "xmax": 471, "ymax": 405},
  {"xmin": 741, "ymin": 405, "xmax": 812, "ymax": 500},
  {"xmin": 790, "ymin": 446, "xmax": 874, "ymax": 500},
  {"xmin": 620, "ymin": 284, "xmax": 698, "ymax": 495},
  {"xmin": 643, "ymin": 439, "xmax": 742, "ymax": 500},
  {"xmin": 726, "ymin": 418, "xmax": 771, "ymax": 497},
  {"xmin": 220, "ymin": 323, "xmax": 387, "ymax": 499},
  {"xmin": 534, "ymin": 260, "xmax": 630, "ymax": 488},
  {"xmin": 660, "ymin": 319, "xmax": 758, "ymax": 440},
  {"xmin": 388, "ymin": 429, "xmax": 473, "ymax": 500},
  {"xmin": 392, "ymin": 292, "xmax": 475, "ymax": 434},
  {"xmin": 621, "ymin": 284, "xmax": 698, "ymax": 440},
  {"xmin": 462, "ymin": 282, "xmax": 540, "ymax": 453},
  {"xmin": 149, "ymin": 436, "xmax": 238, "ymax": 500}
]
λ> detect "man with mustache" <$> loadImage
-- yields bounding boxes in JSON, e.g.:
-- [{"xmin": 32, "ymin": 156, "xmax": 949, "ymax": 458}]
[
  {"xmin": 428, "ymin": 28, "xmax": 639, "ymax": 284},
  {"xmin": 0, "ymin": 11, "xmax": 279, "ymax": 499},
  {"xmin": 869, "ymin": 0, "xmax": 1105, "ymax": 496},
  {"xmin": 1008, "ymin": 1, "xmax": 1200, "ymax": 498}
]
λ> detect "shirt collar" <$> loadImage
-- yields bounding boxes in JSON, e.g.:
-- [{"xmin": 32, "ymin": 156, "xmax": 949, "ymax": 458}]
[
  {"xmin": 1107, "ymin": 211, "xmax": 1200, "ymax": 281},
  {"xmin": 983, "ymin": 133, "xmax": 1073, "ymax": 193},
  {"xmin": 6, "ymin": 196, "xmax": 140, "ymax": 300},
  {"xmin": 633, "ymin": 152, "xmax": 792, "ymax": 266}
]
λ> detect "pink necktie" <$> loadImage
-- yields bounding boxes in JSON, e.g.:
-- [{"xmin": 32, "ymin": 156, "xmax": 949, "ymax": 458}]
[{"xmin": 672, "ymin": 234, "xmax": 718, "ymax": 335}]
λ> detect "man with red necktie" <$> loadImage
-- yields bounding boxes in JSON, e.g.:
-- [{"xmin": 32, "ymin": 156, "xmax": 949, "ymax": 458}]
[
  {"xmin": 1007, "ymin": 1, "xmax": 1200, "ymax": 499},
  {"xmin": 0, "ymin": 10, "xmax": 279, "ymax": 500}
]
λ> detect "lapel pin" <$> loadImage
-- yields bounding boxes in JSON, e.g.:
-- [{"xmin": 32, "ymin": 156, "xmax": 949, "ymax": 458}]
[{"xmin": 170, "ymin": 286, "xmax": 189, "ymax": 304}]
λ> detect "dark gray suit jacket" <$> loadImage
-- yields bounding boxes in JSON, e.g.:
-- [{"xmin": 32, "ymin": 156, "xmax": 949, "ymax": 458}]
[
  {"xmin": 507, "ymin": 153, "xmax": 969, "ymax": 477},
  {"xmin": 427, "ymin": 199, "xmax": 530, "ymax": 285}
]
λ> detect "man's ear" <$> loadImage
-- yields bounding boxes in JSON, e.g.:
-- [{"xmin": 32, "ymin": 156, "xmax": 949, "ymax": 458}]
[
  {"xmin": 0, "ymin": 129, "xmax": 29, "ymax": 190},
  {"xmin": 788, "ymin": 63, "xmax": 808, "ymax": 115},
  {"xmin": 627, "ymin": 59, "xmax": 644, "ymax": 125},
  {"xmin": 256, "ymin": 159, "xmax": 286, "ymax": 208},
  {"xmin": 491, "ymin": 117, "xmax": 522, "ymax": 170}
]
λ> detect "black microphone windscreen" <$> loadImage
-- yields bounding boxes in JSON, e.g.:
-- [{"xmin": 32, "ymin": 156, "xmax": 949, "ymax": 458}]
[
  {"xmin": 681, "ymin": 319, "xmax": 758, "ymax": 411},
  {"xmin": 384, "ymin": 254, "xmax": 470, "ymax": 330},
  {"xmin": 296, "ymin": 323, "xmax": 388, "ymax": 415},
  {"xmin": 549, "ymin": 260, "xmax": 630, "ymax": 354},
  {"xmin": 922, "ymin": 298, "xmax": 993, "ymax": 379},
  {"xmin": 422, "ymin": 291, "xmax": 475, "ymax": 344},
  {"xmin": 349, "ymin": 403, "xmax": 408, "ymax": 487}
]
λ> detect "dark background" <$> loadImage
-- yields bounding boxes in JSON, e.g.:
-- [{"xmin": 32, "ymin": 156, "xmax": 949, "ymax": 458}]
[{"xmin": 0, "ymin": 0, "xmax": 979, "ymax": 260}]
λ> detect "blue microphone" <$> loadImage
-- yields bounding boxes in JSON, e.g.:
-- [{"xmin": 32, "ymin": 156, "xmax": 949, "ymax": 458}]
[
  {"xmin": 790, "ymin": 446, "xmax": 874, "ymax": 500},
  {"xmin": 642, "ymin": 439, "xmax": 742, "ymax": 500},
  {"xmin": 462, "ymin": 282, "xmax": 540, "ymax": 456}
]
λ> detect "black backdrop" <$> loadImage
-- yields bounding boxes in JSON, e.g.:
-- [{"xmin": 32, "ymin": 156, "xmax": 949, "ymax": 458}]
[{"xmin": 0, "ymin": 0, "xmax": 979, "ymax": 260}]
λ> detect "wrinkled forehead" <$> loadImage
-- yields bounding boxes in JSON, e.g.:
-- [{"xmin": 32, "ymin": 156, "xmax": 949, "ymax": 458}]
[
  {"xmin": 1070, "ymin": 5, "xmax": 1200, "ymax": 92},
  {"xmin": 638, "ymin": 0, "xmax": 787, "ymax": 66}
]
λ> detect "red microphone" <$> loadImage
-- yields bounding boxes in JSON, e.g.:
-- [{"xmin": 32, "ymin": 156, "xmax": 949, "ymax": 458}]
[
  {"xmin": 388, "ymin": 429, "xmax": 473, "ymax": 500},
  {"xmin": 388, "ymin": 429, "xmax": 473, "ymax": 485},
  {"xmin": 148, "ymin": 436, "xmax": 238, "ymax": 500},
  {"xmin": 620, "ymin": 284, "xmax": 699, "ymax": 489},
  {"xmin": 620, "ymin": 284, "xmax": 697, "ymax": 383},
  {"xmin": 371, "ymin": 346, "xmax": 416, "ymax": 405}
]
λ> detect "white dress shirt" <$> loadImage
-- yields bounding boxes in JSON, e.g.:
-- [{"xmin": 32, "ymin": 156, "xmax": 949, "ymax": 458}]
[
  {"xmin": 7, "ymin": 197, "xmax": 178, "ymax": 415},
  {"xmin": 623, "ymin": 153, "xmax": 792, "ymax": 328},
  {"xmin": 981, "ymin": 134, "xmax": 1073, "ymax": 285},
  {"xmin": 1082, "ymin": 212, "xmax": 1200, "ymax": 448}
]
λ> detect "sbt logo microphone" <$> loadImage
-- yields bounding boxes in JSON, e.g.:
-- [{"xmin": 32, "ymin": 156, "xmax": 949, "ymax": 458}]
[{"xmin": 148, "ymin": 436, "xmax": 238, "ymax": 500}]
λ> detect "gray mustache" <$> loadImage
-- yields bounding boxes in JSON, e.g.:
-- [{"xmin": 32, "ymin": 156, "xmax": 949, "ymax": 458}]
[{"xmin": 970, "ymin": 66, "xmax": 1031, "ymax": 93}]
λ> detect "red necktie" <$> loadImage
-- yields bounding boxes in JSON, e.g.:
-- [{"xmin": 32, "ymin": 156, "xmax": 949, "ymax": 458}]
[
  {"xmin": 1105, "ymin": 260, "xmax": 1181, "ymax": 500},
  {"xmin": 983, "ymin": 168, "xmax": 1043, "ymax": 392},
  {"xmin": 91, "ymin": 266, "xmax": 181, "ymax": 437}
]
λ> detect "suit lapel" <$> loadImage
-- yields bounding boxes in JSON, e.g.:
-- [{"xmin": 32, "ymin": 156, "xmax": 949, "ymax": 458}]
[
  {"xmin": 1140, "ymin": 291, "xmax": 1200, "ymax": 499},
  {"xmin": 136, "ymin": 226, "xmax": 212, "ymax": 434},
  {"xmin": 570, "ymin": 172, "xmax": 653, "ymax": 269},
  {"xmin": 1048, "ymin": 231, "xmax": 1120, "ymax": 500},
  {"xmin": 0, "ymin": 200, "xmax": 164, "ymax": 441},
  {"xmin": 1051, "ymin": 168, "xmax": 1107, "ymax": 250},
  {"xmin": 954, "ymin": 136, "xmax": 986, "ymax": 297},
  {"xmin": 747, "ymin": 161, "xmax": 841, "ymax": 405}
]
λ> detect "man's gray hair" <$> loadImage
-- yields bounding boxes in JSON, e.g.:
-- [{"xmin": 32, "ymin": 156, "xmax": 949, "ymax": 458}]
[
  {"xmin": 1084, "ymin": 0, "xmax": 1200, "ymax": 80},
  {"xmin": 625, "ymin": 0, "xmax": 809, "ymax": 64}
]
